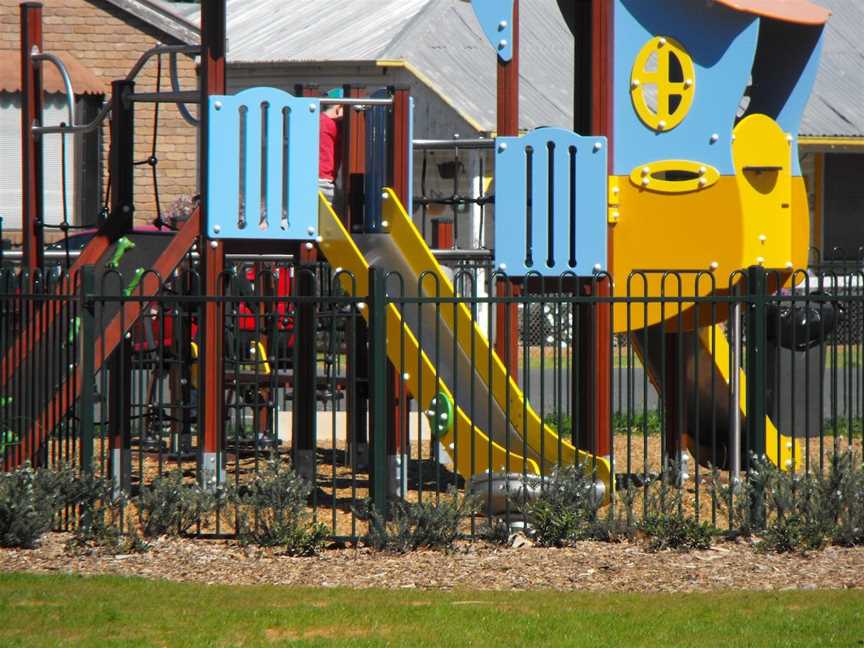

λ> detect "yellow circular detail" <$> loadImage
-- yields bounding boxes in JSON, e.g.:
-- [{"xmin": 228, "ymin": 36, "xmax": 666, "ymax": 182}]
[{"xmin": 630, "ymin": 36, "xmax": 695, "ymax": 132}]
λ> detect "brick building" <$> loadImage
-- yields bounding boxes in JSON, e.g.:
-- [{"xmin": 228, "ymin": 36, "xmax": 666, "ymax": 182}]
[{"xmin": 0, "ymin": 0, "xmax": 200, "ymax": 237}]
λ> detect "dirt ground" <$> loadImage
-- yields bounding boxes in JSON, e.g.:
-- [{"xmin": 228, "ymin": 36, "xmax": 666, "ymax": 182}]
[{"xmin": 2, "ymin": 533, "xmax": 863, "ymax": 593}]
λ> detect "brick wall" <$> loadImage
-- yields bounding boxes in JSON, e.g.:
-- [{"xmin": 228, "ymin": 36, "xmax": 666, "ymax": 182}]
[{"xmin": 0, "ymin": 0, "xmax": 198, "ymax": 230}]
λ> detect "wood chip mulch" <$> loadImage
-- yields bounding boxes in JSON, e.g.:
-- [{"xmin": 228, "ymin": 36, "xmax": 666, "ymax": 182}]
[{"xmin": 2, "ymin": 534, "xmax": 864, "ymax": 592}]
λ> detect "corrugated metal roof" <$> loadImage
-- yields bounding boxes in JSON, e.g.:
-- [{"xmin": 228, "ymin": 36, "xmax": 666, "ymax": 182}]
[
  {"xmin": 173, "ymin": 0, "xmax": 861, "ymax": 138},
  {"xmin": 799, "ymin": 0, "xmax": 864, "ymax": 138},
  {"xmin": 178, "ymin": 0, "xmax": 571, "ymax": 133}
]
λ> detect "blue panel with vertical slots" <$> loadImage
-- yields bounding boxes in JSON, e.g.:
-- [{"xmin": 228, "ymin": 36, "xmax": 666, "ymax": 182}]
[
  {"xmin": 494, "ymin": 128, "xmax": 608, "ymax": 276},
  {"xmin": 469, "ymin": 0, "xmax": 514, "ymax": 62},
  {"xmin": 206, "ymin": 87, "xmax": 319, "ymax": 240}
]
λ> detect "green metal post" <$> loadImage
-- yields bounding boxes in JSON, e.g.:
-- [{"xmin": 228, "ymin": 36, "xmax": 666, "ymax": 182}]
[
  {"xmin": 78, "ymin": 265, "xmax": 95, "ymax": 473},
  {"xmin": 746, "ymin": 265, "xmax": 767, "ymax": 465},
  {"xmin": 368, "ymin": 267, "xmax": 389, "ymax": 516}
]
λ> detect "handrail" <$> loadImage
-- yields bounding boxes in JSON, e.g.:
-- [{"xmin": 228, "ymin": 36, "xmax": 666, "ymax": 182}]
[
  {"xmin": 169, "ymin": 52, "xmax": 198, "ymax": 127},
  {"xmin": 31, "ymin": 50, "xmax": 75, "ymax": 128},
  {"xmin": 413, "ymin": 138, "xmax": 494, "ymax": 150},
  {"xmin": 125, "ymin": 44, "xmax": 200, "ymax": 83}
]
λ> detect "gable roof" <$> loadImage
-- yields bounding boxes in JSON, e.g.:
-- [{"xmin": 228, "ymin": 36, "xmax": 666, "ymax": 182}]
[
  {"xmin": 180, "ymin": 0, "xmax": 572, "ymax": 133},
  {"xmin": 799, "ymin": 0, "xmax": 864, "ymax": 139},
  {"xmin": 169, "ymin": 0, "xmax": 863, "ymax": 139}
]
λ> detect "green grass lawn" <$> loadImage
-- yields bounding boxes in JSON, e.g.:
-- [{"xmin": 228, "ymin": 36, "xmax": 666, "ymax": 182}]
[{"xmin": 0, "ymin": 573, "xmax": 862, "ymax": 647}]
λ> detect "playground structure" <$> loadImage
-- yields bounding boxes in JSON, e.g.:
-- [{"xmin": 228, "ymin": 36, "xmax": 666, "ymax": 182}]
[{"xmin": 2, "ymin": 0, "xmax": 856, "ymax": 533}]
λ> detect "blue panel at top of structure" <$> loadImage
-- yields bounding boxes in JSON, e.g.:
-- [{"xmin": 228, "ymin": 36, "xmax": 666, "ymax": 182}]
[
  {"xmin": 745, "ymin": 21, "xmax": 825, "ymax": 177},
  {"xmin": 494, "ymin": 128, "xmax": 608, "ymax": 277},
  {"xmin": 469, "ymin": 0, "xmax": 514, "ymax": 63},
  {"xmin": 206, "ymin": 87, "xmax": 320, "ymax": 240},
  {"xmin": 613, "ymin": 0, "xmax": 759, "ymax": 177}
]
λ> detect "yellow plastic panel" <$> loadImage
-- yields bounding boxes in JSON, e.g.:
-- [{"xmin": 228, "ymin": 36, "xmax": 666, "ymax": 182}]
[
  {"xmin": 630, "ymin": 36, "xmax": 696, "ymax": 132},
  {"xmin": 610, "ymin": 176, "xmax": 743, "ymax": 332},
  {"xmin": 699, "ymin": 325, "xmax": 803, "ymax": 471},
  {"xmin": 790, "ymin": 176, "xmax": 811, "ymax": 273},
  {"xmin": 733, "ymin": 114, "xmax": 793, "ymax": 269},
  {"xmin": 317, "ymin": 194, "xmax": 540, "ymax": 479},
  {"xmin": 628, "ymin": 160, "xmax": 720, "ymax": 194},
  {"xmin": 381, "ymin": 190, "xmax": 611, "ymax": 486}
]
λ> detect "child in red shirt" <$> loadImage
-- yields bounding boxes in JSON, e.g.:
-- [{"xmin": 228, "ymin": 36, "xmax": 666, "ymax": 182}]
[{"xmin": 319, "ymin": 87, "xmax": 344, "ymax": 204}]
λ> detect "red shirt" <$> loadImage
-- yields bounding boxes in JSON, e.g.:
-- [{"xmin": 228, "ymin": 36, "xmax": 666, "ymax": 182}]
[{"xmin": 319, "ymin": 113, "xmax": 342, "ymax": 181}]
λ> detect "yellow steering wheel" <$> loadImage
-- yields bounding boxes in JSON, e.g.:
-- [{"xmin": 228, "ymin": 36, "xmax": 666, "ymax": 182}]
[{"xmin": 630, "ymin": 36, "xmax": 696, "ymax": 132}]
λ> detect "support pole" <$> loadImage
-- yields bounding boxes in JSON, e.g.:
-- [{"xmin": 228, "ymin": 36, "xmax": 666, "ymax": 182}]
[
  {"xmin": 199, "ymin": 0, "xmax": 227, "ymax": 488},
  {"xmin": 344, "ymin": 84, "xmax": 369, "ymax": 468},
  {"xmin": 495, "ymin": 0, "xmax": 520, "ymax": 378},
  {"xmin": 746, "ymin": 266, "xmax": 767, "ymax": 466},
  {"xmin": 107, "ymin": 78, "xmax": 134, "ymax": 494},
  {"xmin": 20, "ymin": 1, "xmax": 44, "ymax": 274},
  {"xmin": 78, "ymin": 265, "xmax": 95, "ymax": 473},
  {"xmin": 368, "ymin": 267, "xmax": 389, "ymax": 516},
  {"xmin": 570, "ymin": 0, "xmax": 614, "ymax": 464},
  {"xmin": 387, "ymin": 86, "xmax": 411, "ymax": 496},
  {"xmin": 293, "ymin": 267, "xmax": 317, "ymax": 482}
]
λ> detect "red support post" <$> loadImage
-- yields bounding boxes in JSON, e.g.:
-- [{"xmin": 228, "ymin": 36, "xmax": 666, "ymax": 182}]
[
  {"xmin": 386, "ymin": 86, "xmax": 412, "ymax": 495},
  {"xmin": 589, "ymin": 0, "xmax": 614, "ymax": 459},
  {"xmin": 20, "ymin": 1, "xmax": 44, "ymax": 274},
  {"xmin": 199, "ymin": 0, "xmax": 227, "ymax": 487},
  {"xmin": 495, "ymin": 0, "xmax": 520, "ymax": 379}
]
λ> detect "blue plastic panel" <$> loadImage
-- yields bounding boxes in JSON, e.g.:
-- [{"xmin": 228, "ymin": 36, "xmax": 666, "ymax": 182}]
[
  {"xmin": 469, "ymin": 0, "xmax": 514, "ymax": 62},
  {"xmin": 745, "ymin": 21, "xmax": 825, "ymax": 176},
  {"xmin": 494, "ymin": 128, "xmax": 608, "ymax": 276},
  {"xmin": 613, "ymin": 0, "xmax": 759, "ymax": 176},
  {"xmin": 206, "ymin": 87, "xmax": 319, "ymax": 240}
]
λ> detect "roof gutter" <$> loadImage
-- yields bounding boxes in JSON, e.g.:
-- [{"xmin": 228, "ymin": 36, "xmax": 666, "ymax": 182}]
[{"xmin": 799, "ymin": 136, "xmax": 864, "ymax": 151}]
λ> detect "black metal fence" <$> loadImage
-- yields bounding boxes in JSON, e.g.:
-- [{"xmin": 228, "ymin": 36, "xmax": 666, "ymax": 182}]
[{"xmin": 1, "ymin": 259, "xmax": 862, "ymax": 541}]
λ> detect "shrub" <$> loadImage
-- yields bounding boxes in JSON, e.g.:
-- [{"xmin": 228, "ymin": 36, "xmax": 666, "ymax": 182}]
[
  {"xmin": 711, "ymin": 453, "xmax": 864, "ymax": 553},
  {"xmin": 136, "ymin": 472, "xmax": 213, "ymax": 537},
  {"xmin": 231, "ymin": 458, "xmax": 326, "ymax": 556},
  {"xmin": 523, "ymin": 465, "xmax": 607, "ymax": 547},
  {"xmin": 64, "ymin": 471, "xmax": 148, "ymax": 555},
  {"xmin": 638, "ymin": 478, "xmax": 715, "ymax": 552},
  {"xmin": 0, "ymin": 464, "xmax": 68, "ymax": 548},
  {"xmin": 365, "ymin": 493, "xmax": 474, "ymax": 553}
]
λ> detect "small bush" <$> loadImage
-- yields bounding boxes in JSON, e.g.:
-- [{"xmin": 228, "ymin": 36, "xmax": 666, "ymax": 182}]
[
  {"xmin": 365, "ymin": 493, "xmax": 474, "ymax": 553},
  {"xmin": 231, "ymin": 458, "xmax": 326, "ymax": 556},
  {"xmin": 0, "ymin": 464, "xmax": 68, "ymax": 548},
  {"xmin": 136, "ymin": 472, "xmax": 213, "ymax": 537},
  {"xmin": 64, "ymin": 471, "xmax": 148, "ymax": 555},
  {"xmin": 712, "ymin": 452, "xmax": 864, "ymax": 553},
  {"xmin": 523, "ymin": 466, "xmax": 606, "ymax": 547},
  {"xmin": 638, "ymin": 478, "xmax": 715, "ymax": 552}
]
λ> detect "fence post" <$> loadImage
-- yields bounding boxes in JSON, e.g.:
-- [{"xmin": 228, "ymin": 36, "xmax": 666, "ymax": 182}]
[
  {"xmin": 368, "ymin": 267, "xmax": 389, "ymax": 516},
  {"xmin": 746, "ymin": 265, "xmax": 767, "ymax": 466},
  {"xmin": 78, "ymin": 266, "xmax": 95, "ymax": 474}
]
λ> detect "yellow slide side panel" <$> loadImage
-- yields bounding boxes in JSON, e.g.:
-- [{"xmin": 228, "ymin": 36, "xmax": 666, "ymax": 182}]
[
  {"xmin": 611, "ymin": 177, "xmax": 742, "ymax": 333},
  {"xmin": 317, "ymin": 194, "xmax": 539, "ymax": 478},
  {"xmin": 698, "ymin": 325, "xmax": 803, "ymax": 471},
  {"xmin": 381, "ymin": 190, "xmax": 611, "ymax": 485}
]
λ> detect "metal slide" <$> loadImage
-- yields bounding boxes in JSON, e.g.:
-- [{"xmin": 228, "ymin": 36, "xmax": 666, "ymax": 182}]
[
  {"xmin": 634, "ymin": 323, "xmax": 802, "ymax": 473},
  {"xmin": 318, "ymin": 190, "xmax": 611, "ymax": 496}
]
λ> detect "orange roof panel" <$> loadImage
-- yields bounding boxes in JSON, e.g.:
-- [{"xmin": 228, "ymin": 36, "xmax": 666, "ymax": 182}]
[
  {"xmin": 0, "ymin": 51, "xmax": 105, "ymax": 95},
  {"xmin": 713, "ymin": 0, "xmax": 831, "ymax": 25}
]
